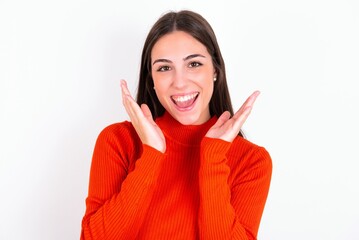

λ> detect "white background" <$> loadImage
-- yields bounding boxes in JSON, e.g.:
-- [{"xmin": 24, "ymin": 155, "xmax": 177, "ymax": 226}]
[{"xmin": 1, "ymin": 0, "xmax": 358, "ymax": 239}]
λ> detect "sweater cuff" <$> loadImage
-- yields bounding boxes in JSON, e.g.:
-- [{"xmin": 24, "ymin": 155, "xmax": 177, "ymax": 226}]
[
  {"xmin": 200, "ymin": 137, "xmax": 231, "ymax": 164},
  {"xmin": 136, "ymin": 144, "xmax": 165, "ymax": 183},
  {"xmin": 142, "ymin": 144, "xmax": 165, "ymax": 158}
]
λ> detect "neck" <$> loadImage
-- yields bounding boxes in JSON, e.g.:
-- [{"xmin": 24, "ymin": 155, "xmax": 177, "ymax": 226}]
[{"xmin": 156, "ymin": 112, "xmax": 217, "ymax": 146}]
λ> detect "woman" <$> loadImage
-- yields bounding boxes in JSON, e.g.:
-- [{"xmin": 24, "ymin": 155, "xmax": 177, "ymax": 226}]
[{"xmin": 81, "ymin": 10, "xmax": 272, "ymax": 240}]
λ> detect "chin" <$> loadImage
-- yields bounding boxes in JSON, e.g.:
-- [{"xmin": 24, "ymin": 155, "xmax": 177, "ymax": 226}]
[{"xmin": 174, "ymin": 114, "xmax": 203, "ymax": 126}]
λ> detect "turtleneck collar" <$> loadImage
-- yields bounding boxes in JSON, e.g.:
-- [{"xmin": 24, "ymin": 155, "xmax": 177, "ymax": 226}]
[{"xmin": 155, "ymin": 111, "xmax": 218, "ymax": 146}]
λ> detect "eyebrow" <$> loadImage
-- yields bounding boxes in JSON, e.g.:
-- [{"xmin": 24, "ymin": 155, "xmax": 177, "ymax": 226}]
[{"xmin": 152, "ymin": 54, "xmax": 206, "ymax": 65}]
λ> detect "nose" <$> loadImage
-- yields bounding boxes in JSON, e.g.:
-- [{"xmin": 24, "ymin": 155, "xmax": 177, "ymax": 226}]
[{"xmin": 171, "ymin": 70, "xmax": 187, "ymax": 89}]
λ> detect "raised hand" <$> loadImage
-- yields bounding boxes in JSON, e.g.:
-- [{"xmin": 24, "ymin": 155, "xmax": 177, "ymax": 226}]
[
  {"xmin": 121, "ymin": 80, "xmax": 166, "ymax": 153},
  {"xmin": 205, "ymin": 91, "xmax": 261, "ymax": 142}
]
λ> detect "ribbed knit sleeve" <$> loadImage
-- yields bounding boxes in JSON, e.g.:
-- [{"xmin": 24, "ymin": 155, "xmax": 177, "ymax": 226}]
[
  {"xmin": 198, "ymin": 137, "xmax": 272, "ymax": 240},
  {"xmin": 81, "ymin": 123, "xmax": 165, "ymax": 240}
]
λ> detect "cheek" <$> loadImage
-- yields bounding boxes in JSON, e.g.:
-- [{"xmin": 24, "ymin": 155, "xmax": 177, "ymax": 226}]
[
  {"xmin": 153, "ymin": 73, "xmax": 172, "ymax": 90},
  {"xmin": 153, "ymin": 79, "xmax": 169, "ymax": 102},
  {"xmin": 205, "ymin": 83, "xmax": 214, "ymax": 99},
  {"xmin": 201, "ymin": 74, "xmax": 214, "ymax": 92},
  {"xmin": 202, "ymin": 79, "xmax": 214, "ymax": 102}
]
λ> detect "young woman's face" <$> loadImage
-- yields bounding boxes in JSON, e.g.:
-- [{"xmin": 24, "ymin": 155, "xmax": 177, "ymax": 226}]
[{"xmin": 151, "ymin": 31, "xmax": 216, "ymax": 125}]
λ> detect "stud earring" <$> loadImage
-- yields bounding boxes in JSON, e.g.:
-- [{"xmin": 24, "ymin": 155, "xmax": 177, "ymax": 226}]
[{"xmin": 214, "ymin": 77, "xmax": 217, "ymax": 82}]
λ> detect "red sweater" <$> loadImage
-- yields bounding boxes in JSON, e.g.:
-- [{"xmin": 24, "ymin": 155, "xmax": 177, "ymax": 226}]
[{"xmin": 81, "ymin": 112, "xmax": 272, "ymax": 240}]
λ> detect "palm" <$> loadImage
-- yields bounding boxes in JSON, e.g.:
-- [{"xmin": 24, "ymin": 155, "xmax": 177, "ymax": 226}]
[
  {"xmin": 206, "ymin": 91, "xmax": 260, "ymax": 142},
  {"xmin": 121, "ymin": 80, "xmax": 166, "ymax": 153}
]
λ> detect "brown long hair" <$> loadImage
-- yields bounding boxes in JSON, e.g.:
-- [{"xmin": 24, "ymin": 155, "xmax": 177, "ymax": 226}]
[{"xmin": 136, "ymin": 10, "xmax": 243, "ymax": 137}]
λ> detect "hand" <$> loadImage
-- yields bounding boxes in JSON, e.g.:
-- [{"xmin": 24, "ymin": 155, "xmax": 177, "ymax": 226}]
[
  {"xmin": 205, "ymin": 91, "xmax": 260, "ymax": 142},
  {"xmin": 121, "ymin": 80, "xmax": 166, "ymax": 153}
]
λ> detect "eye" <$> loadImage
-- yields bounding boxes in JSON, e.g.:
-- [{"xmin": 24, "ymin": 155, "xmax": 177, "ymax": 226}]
[
  {"xmin": 188, "ymin": 61, "xmax": 202, "ymax": 68},
  {"xmin": 157, "ymin": 65, "xmax": 171, "ymax": 72}
]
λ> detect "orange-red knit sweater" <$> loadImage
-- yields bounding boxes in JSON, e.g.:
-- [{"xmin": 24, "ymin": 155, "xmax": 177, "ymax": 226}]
[{"xmin": 81, "ymin": 112, "xmax": 272, "ymax": 240}]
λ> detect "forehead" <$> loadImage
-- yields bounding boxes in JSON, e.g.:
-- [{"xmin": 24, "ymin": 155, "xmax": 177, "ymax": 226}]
[{"xmin": 151, "ymin": 31, "xmax": 210, "ymax": 59}]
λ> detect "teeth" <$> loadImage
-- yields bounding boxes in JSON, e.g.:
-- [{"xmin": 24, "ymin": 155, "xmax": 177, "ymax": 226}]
[{"xmin": 172, "ymin": 93, "xmax": 198, "ymax": 102}]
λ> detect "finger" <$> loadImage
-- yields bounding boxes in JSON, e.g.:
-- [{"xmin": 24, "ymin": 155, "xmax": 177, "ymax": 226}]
[
  {"xmin": 120, "ymin": 80, "xmax": 143, "ymax": 122},
  {"xmin": 233, "ymin": 91, "xmax": 260, "ymax": 119},
  {"xmin": 141, "ymin": 104, "xmax": 155, "ymax": 124},
  {"xmin": 121, "ymin": 80, "xmax": 129, "ymax": 104},
  {"xmin": 246, "ymin": 90, "xmax": 260, "ymax": 108},
  {"xmin": 231, "ymin": 91, "xmax": 260, "ymax": 131},
  {"xmin": 226, "ymin": 107, "xmax": 250, "ymax": 136},
  {"xmin": 238, "ymin": 106, "xmax": 253, "ymax": 123},
  {"xmin": 121, "ymin": 79, "xmax": 135, "ymax": 101},
  {"xmin": 127, "ymin": 96, "xmax": 144, "ymax": 117},
  {"xmin": 121, "ymin": 88, "xmax": 134, "ymax": 117},
  {"xmin": 211, "ymin": 111, "xmax": 231, "ymax": 129},
  {"xmin": 121, "ymin": 80, "xmax": 137, "ymax": 112}
]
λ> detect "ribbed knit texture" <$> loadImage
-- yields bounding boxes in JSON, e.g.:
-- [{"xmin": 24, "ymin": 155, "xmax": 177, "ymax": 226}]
[{"xmin": 81, "ymin": 112, "xmax": 272, "ymax": 240}]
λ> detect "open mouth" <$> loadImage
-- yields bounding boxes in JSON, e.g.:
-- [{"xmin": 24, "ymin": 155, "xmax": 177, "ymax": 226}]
[{"xmin": 171, "ymin": 92, "xmax": 199, "ymax": 109}]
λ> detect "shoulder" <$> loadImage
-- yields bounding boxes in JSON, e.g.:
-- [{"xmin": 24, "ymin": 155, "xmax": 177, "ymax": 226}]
[
  {"xmin": 230, "ymin": 136, "xmax": 270, "ymax": 156},
  {"xmin": 98, "ymin": 121, "xmax": 136, "ymax": 140},
  {"xmin": 227, "ymin": 136, "xmax": 272, "ymax": 170},
  {"xmin": 95, "ymin": 121, "xmax": 141, "ymax": 156}
]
